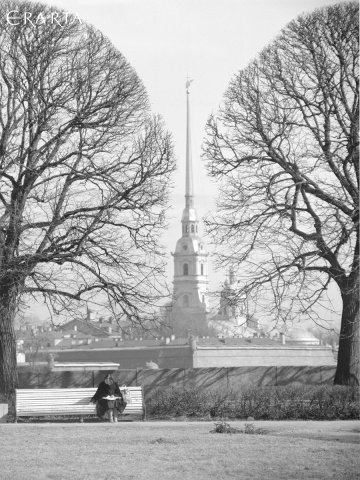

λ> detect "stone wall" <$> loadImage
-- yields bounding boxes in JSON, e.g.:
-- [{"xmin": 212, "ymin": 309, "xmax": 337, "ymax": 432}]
[
  {"xmin": 51, "ymin": 346, "xmax": 192, "ymax": 369},
  {"xmin": 193, "ymin": 346, "xmax": 335, "ymax": 367},
  {"xmin": 17, "ymin": 366, "xmax": 337, "ymax": 401},
  {"xmin": 35, "ymin": 343, "xmax": 336, "ymax": 369}
]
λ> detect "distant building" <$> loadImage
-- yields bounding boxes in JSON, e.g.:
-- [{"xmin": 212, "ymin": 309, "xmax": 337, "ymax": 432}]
[
  {"xmin": 58, "ymin": 310, "xmax": 114, "ymax": 338},
  {"xmin": 170, "ymin": 82, "xmax": 209, "ymax": 317},
  {"xmin": 209, "ymin": 267, "xmax": 249, "ymax": 337},
  {"xmin": 284, "ymin": 327, "xmax": 320, "ymax": 346},
  {"xmin": 19, "ymin": 317, "xmax": 335, "ymax": 369},
  {"xmin": 49, "ymin": 335, "xmax": 335, "ymax": 369}
]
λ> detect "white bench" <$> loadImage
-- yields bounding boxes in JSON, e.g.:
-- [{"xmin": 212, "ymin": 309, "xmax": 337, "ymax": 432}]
[{"xmin": 15, "ymin": 386, "xmax": 146, "ymax": 422}]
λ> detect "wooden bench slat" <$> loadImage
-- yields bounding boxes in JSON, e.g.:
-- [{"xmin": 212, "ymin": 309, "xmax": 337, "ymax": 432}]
[
  {"xmin": 17, "ymin": 397, "xmax": 142, "ymax": 399},
  {"xmin": 17, "ymin": 400, "xmax": 143, "ymax": 403},
  {"xmin": 18, "ymin": 404, "xmax": 143, "ymax": 408},
  {"xmin": 17, "ymin": 398, "xmax": 143, "ymax": 404},
  {"xmin": 18, "ymin": 393, "xmax": 143, "ymax": 397},
  {"xmin": 18, "ymin": 406, "xmax": 143, "ymax": 410},
  {"xmin": 15, "ymin": 387, "xmax": 142, "ymax": 393},
  {"xmin": 17, "ymin": 399, "xmax": 143, "ymax": 404},
  {"xmin": 19, "ymin": 409, "xmax": 143, "ymax": 414},
  {"xmin": 17, "ymin": 392, "xmax": 143, "ymax": 397}
]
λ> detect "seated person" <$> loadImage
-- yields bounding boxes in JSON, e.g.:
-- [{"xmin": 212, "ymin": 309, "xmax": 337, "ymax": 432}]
[{"xmin": 90, "ymin": 374, "xmax": 126, "ymax": 422}]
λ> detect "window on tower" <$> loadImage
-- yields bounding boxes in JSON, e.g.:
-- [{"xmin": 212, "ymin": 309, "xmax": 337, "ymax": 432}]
[
  {"xmin": 186, "ymin": 225, "xmax": 189, "ymax": 232},
  {"xmin": 201, "ymin": 264, "xmax": 204, "ymax": 275},
  {"xmin": 183, "ymin": 263, "xmax": 189, "ymax": 275},
  {"xmin": 191, "ymin": 225, "xmax": 194, "ymax": 233}
]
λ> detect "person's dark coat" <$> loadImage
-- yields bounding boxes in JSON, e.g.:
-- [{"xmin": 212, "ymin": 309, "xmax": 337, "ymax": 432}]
[
  {"xmin": 91, "ymin": 381, "xmax": 121, "ymax": 402},
  {"xmin": 91, "ymin": 381, "xmax": 126, "ymax": 420}
]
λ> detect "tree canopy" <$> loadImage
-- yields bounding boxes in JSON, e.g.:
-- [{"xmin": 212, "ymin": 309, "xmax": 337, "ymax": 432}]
[
  {"xmin": 0, "ymin": 0, "xmax": 175, "ymax": 399},
  {"xmin": 203, "ymin": 2, "xmax": 359, "ymax": 384}
]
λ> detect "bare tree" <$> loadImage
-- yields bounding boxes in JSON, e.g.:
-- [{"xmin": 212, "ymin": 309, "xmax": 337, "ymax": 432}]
[
  {"xmin": 203, "ymin": 2, "xmax": 358, "ymax": 385},
  {"xmin": 0, "ymin": 1, "xmax": 175, "ymax": 404}
]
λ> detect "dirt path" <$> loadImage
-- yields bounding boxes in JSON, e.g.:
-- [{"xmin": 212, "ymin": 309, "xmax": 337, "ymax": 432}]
[{"xmin": 9, "ymin": 418, "xmax": 360, "ymax": 443}]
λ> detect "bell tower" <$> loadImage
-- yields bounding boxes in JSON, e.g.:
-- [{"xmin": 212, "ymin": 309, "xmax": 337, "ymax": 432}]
[{"xmin": 171, "ymin": 80, "xmax": 209, "ymax": 312}]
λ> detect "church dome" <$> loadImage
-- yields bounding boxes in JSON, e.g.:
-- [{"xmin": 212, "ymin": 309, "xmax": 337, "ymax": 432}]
[
  {"xmin": 286, "ymin": 327, "xmax": 319, "ymax": 345},
  {"xmin": 145, "ymin": 361, "xmax": 159, "ymax": 369}
]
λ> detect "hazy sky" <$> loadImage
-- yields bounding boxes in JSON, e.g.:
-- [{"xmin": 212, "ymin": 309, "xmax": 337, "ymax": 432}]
[{"xmin": 25, "ymin": 0, "xmax": 347, "ymax": 321}]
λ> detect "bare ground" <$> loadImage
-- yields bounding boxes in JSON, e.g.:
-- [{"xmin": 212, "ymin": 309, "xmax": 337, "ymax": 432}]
[{"xmin": 0, "ymin": 420, "xmax": 359, "ymax": 480}]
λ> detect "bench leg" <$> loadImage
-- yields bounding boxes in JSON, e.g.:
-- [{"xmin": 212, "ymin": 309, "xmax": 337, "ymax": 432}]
[{"xmin": 79, "ymin": 415, "xmax": 84, "ymax": 423}]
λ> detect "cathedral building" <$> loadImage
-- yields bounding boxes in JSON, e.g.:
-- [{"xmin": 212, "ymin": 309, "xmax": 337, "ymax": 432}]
[
  {"xmin": 168, "ymin": 84, "xmax": 248, "ymax": 338},
  {"xmin": 170, "ymin": 81, "xmax": 209, "ymax": 317}
]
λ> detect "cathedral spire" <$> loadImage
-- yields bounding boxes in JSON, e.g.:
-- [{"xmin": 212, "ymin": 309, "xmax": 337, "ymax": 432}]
[
  {"xmin": 185, "ymin": 78, "xmax": 194, "ymax": 209},
  {"xmin": 182, "ymin": 79, "xmax": 198, "ymax": 236},
  {"xmin": 171, "ymin": 80, "xmax": 209, "ymax": 313}
]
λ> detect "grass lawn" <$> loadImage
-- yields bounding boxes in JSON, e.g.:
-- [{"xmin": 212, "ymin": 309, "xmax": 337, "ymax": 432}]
[{"xmin": 0, "ymin": 420, "xmax": 359, "ymax": 480}]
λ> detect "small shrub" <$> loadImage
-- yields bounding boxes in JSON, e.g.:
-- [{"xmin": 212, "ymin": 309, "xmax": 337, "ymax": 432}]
[
  {"xmin": 232, "ymin": 387, "xmax": 272, "ymax": 419},
  {"xmin": 148, "ymin": 387, "xmax": 209, "ymax": 417},
  {"xmin": 306, "ymin": 385, "xmax": 360, "ymax": 420},
  {"xmin": 208, "ymin": 389, "xmax": 234, "ymax": 418},
  {"xmin": 244, "ymin": 423, "xmax": 268, "ymax": 435},
  {"xmin": 210, "ymin": 420, "xmax": 242, "ymax": 434},
  {"xmin": 210, "ymin": 421, "xmax": 268, "ymax": 435}
]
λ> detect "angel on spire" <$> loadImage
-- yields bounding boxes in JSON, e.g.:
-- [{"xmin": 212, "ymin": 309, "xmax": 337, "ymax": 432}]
[{"xmin": 186, "ymin": 77, "xmax": 194, "ymax": 93}]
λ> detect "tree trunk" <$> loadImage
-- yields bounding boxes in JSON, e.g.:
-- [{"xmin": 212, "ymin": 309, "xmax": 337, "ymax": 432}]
[
  {"xmin": 334, "ymin": 286, "xmax": 360, "ymax": 386},
  {"xmin": 0, "ymin": 282, "xmax": 20, "ymax": 419}
]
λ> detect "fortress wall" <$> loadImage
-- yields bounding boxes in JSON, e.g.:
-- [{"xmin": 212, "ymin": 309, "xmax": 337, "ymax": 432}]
[
  {"xmin": 17, "ymin": 366, "xmax": 337, "ymax": 400},
  {"xmin": 193, "ymin": 346, "xmax": 336, "ymax": 367},
  {"xmin": 42, "ymin": 346, "xmax": 192, "ymax": 369}
]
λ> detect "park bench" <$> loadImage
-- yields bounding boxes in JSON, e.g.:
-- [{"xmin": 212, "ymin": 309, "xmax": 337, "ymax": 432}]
[{"xmin": 15, "ymin": 386, "xmax": 146, "ymax": 422}]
